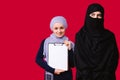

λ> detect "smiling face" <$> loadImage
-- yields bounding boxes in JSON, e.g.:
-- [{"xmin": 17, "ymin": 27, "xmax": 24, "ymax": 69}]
[
  {"xmin": 52, "ymin": 23, "xmax": 66, "ymax": 37},
  {"xmin": 89, "ymin": 11, "xmax": 102, "ymax": 19}
]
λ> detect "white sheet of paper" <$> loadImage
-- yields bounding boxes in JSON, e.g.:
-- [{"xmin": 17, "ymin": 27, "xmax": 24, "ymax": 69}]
[{"xmin": 48, "ymin": 43, "xmax": 68, "ymax": 71}]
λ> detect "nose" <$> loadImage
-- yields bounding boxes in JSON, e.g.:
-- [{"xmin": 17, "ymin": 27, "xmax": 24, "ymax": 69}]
[{"xmin": 57, "ymin": 29, "xmax": 61, "ymax": 32}]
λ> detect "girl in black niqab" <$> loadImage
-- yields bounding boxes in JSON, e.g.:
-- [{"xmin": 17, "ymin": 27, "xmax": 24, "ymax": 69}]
[{"xmin": 74, "ymin": 3, "xmax": 119, "ymax": 80}]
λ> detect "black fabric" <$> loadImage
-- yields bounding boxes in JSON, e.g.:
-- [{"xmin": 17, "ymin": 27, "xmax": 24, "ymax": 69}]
[
  {"xmin": 74, "ymin": 3, "xmax": 119, "ymax": 80},
  {"xmin": 36, "ymin": 39, "xmax": 55, "ymax": 73},
  {"xmin": 53, "ymin": 70, "xmax": 72, "ymax": 80}
]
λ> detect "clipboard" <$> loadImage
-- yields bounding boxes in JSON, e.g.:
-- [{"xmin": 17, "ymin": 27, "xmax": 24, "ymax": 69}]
[{"xmin": 48, "ymin": 43, "xmax": 68, "ymax": 71}]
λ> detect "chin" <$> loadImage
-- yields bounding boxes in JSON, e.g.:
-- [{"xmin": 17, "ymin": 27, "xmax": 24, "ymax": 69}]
[{"xmin": 57, "ymin": 35, "xmax": 64, "ymax": 38}]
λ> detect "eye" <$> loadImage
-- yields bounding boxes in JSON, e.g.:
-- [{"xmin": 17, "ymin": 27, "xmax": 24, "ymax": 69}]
[
  {"xmin": 60, "ymin": 26, "xmax": 64, "ymax": 29},
  {"xmin": 54, "ymin": 27, "xmax": 58, "ymax": 30},
  {"xmin": 90, "ymin": 13, "xmax": 95, "ymax": 17},
  {"xmin": 97, "ymin": 14, "xmax": 102, "ymax": 18},
  {"xmin": 91, "ymin": 13, "xmax": 95, "ymax": 16},
  {"xmin": 90, "ymin": 13, "xmax": 95, "ymax": 18}
]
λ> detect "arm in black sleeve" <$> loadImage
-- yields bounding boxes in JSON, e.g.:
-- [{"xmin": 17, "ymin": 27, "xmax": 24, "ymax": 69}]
[
  {"xmin": 110, "ymin": 35, "xmax": 119, "ymax": 71},
  {"xmin": 68, "ymin": 49, "xmax": 75, "ymax": 68},
  {"xmin": 74, "ymin": 32, "xmax": 88, "ymax": 70},
  {"xmin": 106, "ymin": 34, "xmax": 119, "ymax": 72},
  {"xmin": 36, "ymin": 39, "xmax": 55, "ymax": 73},
  {"xmin": 74, "ymin": 33, "xmax": 82, "ymax": 68},
  {"xmin": 74, "ymin": 33, "xmax": 80, "ymax": 68}
]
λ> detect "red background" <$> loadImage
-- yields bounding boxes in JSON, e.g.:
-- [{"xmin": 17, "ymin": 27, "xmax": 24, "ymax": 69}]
[{"xmin": 0, "ymin": 0, "xmax": 120, "ymax": 80}]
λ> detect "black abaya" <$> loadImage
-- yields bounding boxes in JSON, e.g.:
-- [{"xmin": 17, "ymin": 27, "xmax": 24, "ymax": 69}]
[{"xmin": 74, "ymin": 3, "xmax": 119, "ymax": 80}]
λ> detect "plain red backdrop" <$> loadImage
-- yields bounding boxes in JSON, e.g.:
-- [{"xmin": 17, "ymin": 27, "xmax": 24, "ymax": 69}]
[{"xmin": 0, "ymin": 0, "xmax": 120, "ymax": 80}]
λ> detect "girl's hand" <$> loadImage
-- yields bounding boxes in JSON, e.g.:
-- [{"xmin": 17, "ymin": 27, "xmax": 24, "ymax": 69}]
[
  {"xmin": 64, "ymin": 40, "xmax": 72, "ymax": 50},
  {"xmin": 54, "ymin": 69, "xmax": 65, "ymax": 75}
]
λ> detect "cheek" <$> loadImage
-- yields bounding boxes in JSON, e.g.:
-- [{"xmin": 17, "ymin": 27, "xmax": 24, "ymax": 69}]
[
  {"xmin": 52, "ymin": 30, "xmax": 57, "ymax": 34},
  {"xmin": 61, "ymin": 30, "xmax": 65, "ymax": 34},
  {"xmin": 61, "ymin": 29, "xmax": 65, "ymax": 32}
]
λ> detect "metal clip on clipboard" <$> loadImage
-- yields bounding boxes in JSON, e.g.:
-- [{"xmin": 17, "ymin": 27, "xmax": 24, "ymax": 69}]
[{"xmin": 53, "ymin": 43, "xmax": 64, "ymax": 46}]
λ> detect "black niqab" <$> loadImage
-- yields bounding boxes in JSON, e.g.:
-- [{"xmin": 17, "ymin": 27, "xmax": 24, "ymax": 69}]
[
  {"xmin": 84, "ymin": 3, "xmax": 104, "ymax": 34},
  {"xmin": 74, "ymin": 3, "xmax": 119, "ymax": 80}
]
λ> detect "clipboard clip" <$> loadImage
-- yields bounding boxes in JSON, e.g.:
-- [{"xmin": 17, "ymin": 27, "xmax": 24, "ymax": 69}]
[{"xmin": 53, "ymin": 43, "xmax": 64, "ymax": 46}]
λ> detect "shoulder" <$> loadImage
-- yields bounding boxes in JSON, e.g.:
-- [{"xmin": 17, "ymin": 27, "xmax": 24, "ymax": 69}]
[
  {"xmin": 75, "ymin": 27, "xmax": 85, "ymax": 39},
  {"xmin": 41, "ymin": 39, "xmax": 46, "ymax": 44},
  {"xmin": 39, "ymin": 38, "xmax": 47, "ymax": 47},
  {"xmin": 104, "ymin": 29, "xmax": 115, "ymax": 37},
  {"xmin": 103, "ymin": 29, "xmax": 117, "ymax": 42}
]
